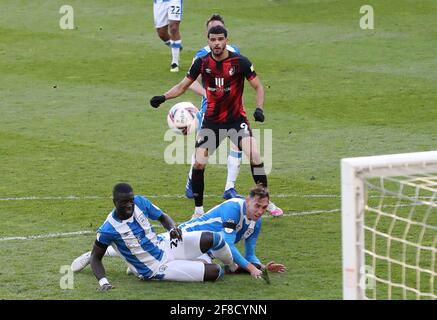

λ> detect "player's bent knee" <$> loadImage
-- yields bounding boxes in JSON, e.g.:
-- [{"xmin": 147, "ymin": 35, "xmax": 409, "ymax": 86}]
[
  {"xmin": 203, "ymin": 264, "xmax": 223, "ymax": 282},
  {"xmin": 199, "ymin": 231, "xmax": 214, "ymax": 253}
]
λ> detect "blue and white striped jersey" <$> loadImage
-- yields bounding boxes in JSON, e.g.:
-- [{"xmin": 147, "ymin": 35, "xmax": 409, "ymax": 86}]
[
  {"xmin": 96, "ymin": 195, "xmax": 166, "ymax": 279},
  {"xmin": 193, "ymin": 44, "xmax": 241, "ymax": 116},
  {"xmin": 178, "ymin": 198, "xmax": 262, "ymax": 268}
]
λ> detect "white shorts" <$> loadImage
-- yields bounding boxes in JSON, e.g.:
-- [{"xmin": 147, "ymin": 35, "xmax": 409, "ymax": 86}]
[
  {"xmin": 153, "ymin": 0, "xmax": 182, "ymax": 28},
  {"xmin": 155, "ymin": 231, "xmax": 208, "ymax": 282}
]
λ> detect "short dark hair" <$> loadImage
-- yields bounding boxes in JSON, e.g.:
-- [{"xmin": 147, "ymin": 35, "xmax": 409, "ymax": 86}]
[
  {"xmin": 113, "ymin": 183, "xmax": 133, "ymax": 199},
  {"xmin": 207, "ymin": 25, "xmax": 227, "ymax": 38},
  {"xmin": 206, "ymin": 14, "xmax": 225, "ymax": 28},
  {"xmin": 249, "ymin": 184, "xmax": 269, "ymax": 200}
]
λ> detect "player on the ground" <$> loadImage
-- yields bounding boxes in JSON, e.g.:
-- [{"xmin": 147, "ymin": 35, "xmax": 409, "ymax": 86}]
[
  {"xmin": 152, "ymin": 0, "xmax": 183, "ymax": 72},
  {"xmin": 185, "ymin": 14, "xmax": 283, "ymax": 217},
  {"xmin": 72, "ymin": 185, "xmax": 285, "ymax": 279},
  {"xmin": 178, "ymin": 184, "xmax": 286, "ymax": 278},
  {"xmin": 150, "ymin": 25, "xmax": 277, "ymax": 218},
  {"xmin": 89, "ymin": 182, "xmax": 233, "ymax": 291}
]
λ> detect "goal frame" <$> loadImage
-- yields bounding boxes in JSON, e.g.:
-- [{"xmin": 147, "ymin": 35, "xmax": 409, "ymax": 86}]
[{"xmin": 341, "ymin": 151, "xmax": 437, "ymax": 300}]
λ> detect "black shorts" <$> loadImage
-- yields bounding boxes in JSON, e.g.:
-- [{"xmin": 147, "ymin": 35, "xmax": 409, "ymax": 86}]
[{"xmin": 195, "ymin": 118, "xmax": 252, "ymax": 153}]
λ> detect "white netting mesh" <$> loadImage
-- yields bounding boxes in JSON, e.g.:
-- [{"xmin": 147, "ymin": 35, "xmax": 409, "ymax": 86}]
[{"xmin": 361, "ymin": 171, "xmax": 437, "ymax": 299}]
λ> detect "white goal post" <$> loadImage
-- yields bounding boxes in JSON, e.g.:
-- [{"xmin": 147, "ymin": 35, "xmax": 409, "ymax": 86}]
[{"xmin": 341, "ymin": 151, "xmax": 437, "ymax": 300}]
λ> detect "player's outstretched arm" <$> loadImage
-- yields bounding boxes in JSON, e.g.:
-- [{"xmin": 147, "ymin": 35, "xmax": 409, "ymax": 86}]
[
  {"xmin": 150, "ymin": 77, "xmax": 194, "ymax": 108},
  {"xmin": 90, "ymin": 242, "xmax": 114, "ymax": 291}
]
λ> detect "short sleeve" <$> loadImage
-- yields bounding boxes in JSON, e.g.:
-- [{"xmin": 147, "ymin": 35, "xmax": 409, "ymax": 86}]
[
  {"xmin": 239, "ymin": 56, "xmax": 257, "ymax": 81},
  {"xmin": 187, "ymin": 57, "xmax": 202, "ymax": 81},
  {"xmin": 96, "ymin": 231, "xmax": 112, "ymax": 246},
  {"xmin": 134, "ymin": 195, "xmax": 163, "ymax": 220}
]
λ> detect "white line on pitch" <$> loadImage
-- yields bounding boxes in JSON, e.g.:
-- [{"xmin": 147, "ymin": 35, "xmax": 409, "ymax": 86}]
[
  {"xmin": 0, "ymin": 208, "xmax": 341, "ymax": 242},
  {"xmin": 0, "ymin": 230, "xmax": 94, "ymax": 242},
  {"xmin": 0, "ymin": 194, "xmax": 340, "ymax": 201}
]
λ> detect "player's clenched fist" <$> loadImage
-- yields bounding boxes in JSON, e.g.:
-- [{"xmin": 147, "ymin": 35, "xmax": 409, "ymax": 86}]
[{"xmin": 150, "ymin": 95, "xmax": 166, "ymax": 108}]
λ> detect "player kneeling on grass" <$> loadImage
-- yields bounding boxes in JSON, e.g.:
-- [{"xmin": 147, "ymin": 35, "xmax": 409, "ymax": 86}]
[
  {"xmin": 72, "ymin": 184, "xmax": 284, "ymax": 282},
  {"xmin": 89, "ymin": 183, "xmax": 233, "ymax": 291}
]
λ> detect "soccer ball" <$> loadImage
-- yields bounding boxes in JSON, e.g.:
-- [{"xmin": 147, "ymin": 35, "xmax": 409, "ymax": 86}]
[{"xmin": 167, "ymin": 102, "xmax": 199, "ymax": 135}]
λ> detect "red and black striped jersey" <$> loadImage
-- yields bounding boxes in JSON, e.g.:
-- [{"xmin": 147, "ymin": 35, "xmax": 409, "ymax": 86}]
[{"xmin": 187, "ymin": 51, "xmax": 257, "ymax": 124}]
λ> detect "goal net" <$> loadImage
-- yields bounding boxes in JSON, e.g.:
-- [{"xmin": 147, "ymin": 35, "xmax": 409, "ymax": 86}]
[{"xmin": 341, "ymin": 151, "xmax": 437, "ymax": 300}]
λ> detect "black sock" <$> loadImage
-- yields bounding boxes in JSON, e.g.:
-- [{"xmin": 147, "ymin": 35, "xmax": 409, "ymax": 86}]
[
  {"xmin": 192, "ymin": 168, "xmax": 205, "ymax": 207},
  {"xmin": 250, "ymin": 163, "xmax": 267, "ymax": 187}
]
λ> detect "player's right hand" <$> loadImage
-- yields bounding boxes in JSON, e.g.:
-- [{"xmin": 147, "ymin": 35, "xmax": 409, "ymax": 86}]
[
  {"xmin": 169, "ymin": 227, "xmax": 183, "ymax": 241},
  {"xmin": 150, "ymin": 95, "xmax": 166, "ymax": 108},
  {"xmin": 96, "ymin": 283, "xmax": 114, "ymax": 292},
  {"xmin": 247, "ymin": 263, "xmax": 263, "ymax": 279},
  {"xmin": 250, "ymin": 268, "xmax": 263, "ymax": 279}
]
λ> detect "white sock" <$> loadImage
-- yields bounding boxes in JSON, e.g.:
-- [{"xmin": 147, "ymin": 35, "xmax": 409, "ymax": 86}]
[
  {"xmin": 105, "ymin": 246, "xmax": 119, "ymax": 257},
  {"xmin": 195, "ymin": 206, "xmax": 204, "ymax": 215},
  {"xmin": 225, "ymin": 150, "xmax": 242, "ymax": 191},
  {"xmin": 170, "ymin": 40, "xmax": 181, "ymax": 65}
]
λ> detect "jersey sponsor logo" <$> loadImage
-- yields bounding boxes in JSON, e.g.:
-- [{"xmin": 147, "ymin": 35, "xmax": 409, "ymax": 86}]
[
  {"xmin": 215, "ymin": 77, "xmax": 224, "ymax": 87},
  {"xmin": 205, "ymin": 68, "xmax": 211, "ymax": 74}
]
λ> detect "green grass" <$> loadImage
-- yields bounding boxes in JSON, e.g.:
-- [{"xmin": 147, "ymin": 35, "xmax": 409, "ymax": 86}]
[{"xmin": 0, "ymin": 0, "xmax": 436, "ymax": 299}]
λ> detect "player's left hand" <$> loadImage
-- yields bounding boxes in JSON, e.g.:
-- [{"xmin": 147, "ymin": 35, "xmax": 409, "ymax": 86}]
[
  {"xmin": 253, "ymin": 107, "xmax": 265, "ymax": 122},
  {"xmin": 265, "ymin": 261, "xmax": 286, "ymax": 273},
  {"xmin": 150, "ymin": 95, "xmax": 166, "ymax": 108},
  {"xmin": 169, "ymin": 227, "xmax": 183, "ymax": 241}
]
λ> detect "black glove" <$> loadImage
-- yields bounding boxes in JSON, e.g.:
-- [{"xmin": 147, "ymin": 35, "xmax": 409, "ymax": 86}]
[
  {"xmin": 150, "ymin": 95, "xmax": 166, "ymax": 108},
  {"xmin": 253, "ymin": 107, "xmax": 265, "ymax": 122},
  {"xmin": 169, "ymin": 227, "xmax": 183, "ymax": 241},
  {"xmin": 96, "ymin": 283, "xmax": 114, "ymax": 292}
]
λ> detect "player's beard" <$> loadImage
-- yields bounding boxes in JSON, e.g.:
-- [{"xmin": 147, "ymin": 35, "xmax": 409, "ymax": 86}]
[{"xmin": 212, "ymin": 45, "xmax": 225, "ymax": 58}]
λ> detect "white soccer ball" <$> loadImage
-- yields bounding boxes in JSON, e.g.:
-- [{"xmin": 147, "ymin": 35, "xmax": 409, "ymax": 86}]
[{"xmin": 167, "ymin": 102, "xmax": 199, "ymax": 135}]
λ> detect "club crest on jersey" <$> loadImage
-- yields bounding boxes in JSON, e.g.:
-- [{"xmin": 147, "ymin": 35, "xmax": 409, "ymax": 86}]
[
  {"xmin": 229, "ymin": 66, "xmax": 235, "ymax": 76},
  {"xmin": 159, "ymin": 264, "xmax": 168, "ymax": 272}
]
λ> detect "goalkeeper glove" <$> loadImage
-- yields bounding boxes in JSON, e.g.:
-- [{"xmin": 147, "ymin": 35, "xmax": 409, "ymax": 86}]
[
  {"xmin": 150, "ymin": 95, "xmax": 166, "ymax": 108},
  {"xmin": 253, "ymin": 107, "xmax": 264, "ymax": 122}
]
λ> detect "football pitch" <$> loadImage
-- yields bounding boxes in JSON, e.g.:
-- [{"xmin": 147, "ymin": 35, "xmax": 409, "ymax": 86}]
[{"xmin": 0, "ymin": 0, "xmax": 436, "ymax": 300}]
